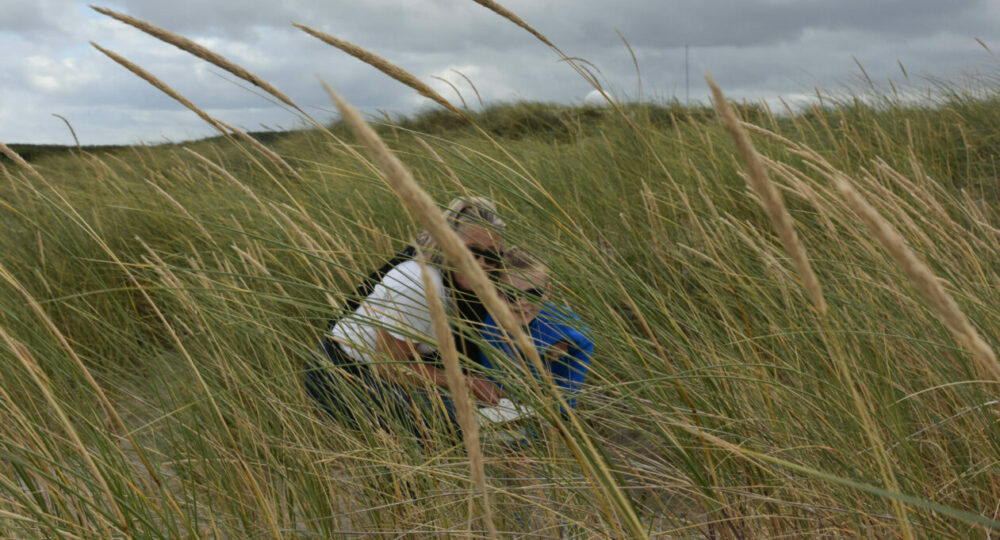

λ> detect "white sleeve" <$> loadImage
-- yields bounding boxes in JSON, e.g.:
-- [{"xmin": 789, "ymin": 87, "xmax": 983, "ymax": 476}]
[{"xmin": 364, "ymin": 261, "xmax": 442, "ymax": 345}]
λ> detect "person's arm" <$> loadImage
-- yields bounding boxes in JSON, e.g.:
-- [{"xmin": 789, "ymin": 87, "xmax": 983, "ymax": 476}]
[{"xmin": 373, "ymin": 328, "xmax": 502, "ymax": 404}]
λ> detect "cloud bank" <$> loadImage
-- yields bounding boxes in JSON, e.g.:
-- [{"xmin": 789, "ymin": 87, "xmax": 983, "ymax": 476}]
[{"xmin": 2, "ymin": 0, "xmax": 997, "ymax": 145}]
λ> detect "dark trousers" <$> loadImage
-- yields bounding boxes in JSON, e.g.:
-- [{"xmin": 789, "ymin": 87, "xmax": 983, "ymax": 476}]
[{"xmin": 305, "ymin": 338, "xmax": 462, "ymax": 441}]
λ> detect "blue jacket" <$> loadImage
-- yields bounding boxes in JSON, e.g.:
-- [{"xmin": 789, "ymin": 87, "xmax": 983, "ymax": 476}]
[{"xmin": 478, "ymin": 303, "xmax": 594, "ymax": 408}]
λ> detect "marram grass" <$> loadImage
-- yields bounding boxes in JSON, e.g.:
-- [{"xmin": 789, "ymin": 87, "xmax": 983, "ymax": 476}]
[{"xmin": 0, "ymin": 6, "xmax": 999, "ymax": 538}]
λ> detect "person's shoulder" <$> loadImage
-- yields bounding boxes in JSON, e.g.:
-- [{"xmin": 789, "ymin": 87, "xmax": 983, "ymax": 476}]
[
  {"xmin": 384, "ymin": 259, "xmax": 433, "ymax": 282},
  {"xmin": 382, "ymin": 260, "xmax": 443, "ymax": 292},
  {"xmin": 387, "ymin": 259, "xmax": 423, "ymax": 273}
]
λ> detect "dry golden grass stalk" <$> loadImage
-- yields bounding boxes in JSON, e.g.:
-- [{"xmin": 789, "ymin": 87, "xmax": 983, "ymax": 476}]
[
  {"xmin": 432, "ymin": 75, "xmax": 468, "ymax": 109},
  {"xmin": 40, "ymin": 188, "xmax": 237, "ymax": 471},
  {"xmin": 51, "ymin": 113, "xmax": 81, "ymax": 152},
  {"xmin": 414, "ymin": 137, "xmax": 471, "ymax": 198},
  {"xmin": 467, "ymin": 1, "xmax": 624, "ymax": 112},
  {"xmin": 324, "ymin": 82, "xmax": 648, "ymax": 540},
  {"xmin": 130, "ymin": 238, "xmax": 282, "ymax": 538},
  {"xmin": 0, "ymin": 140, "xmax": 236, "ymax": 532},
  {"xmin": 832, "ymin": 171, "xmax": 1000, "ymax": 382},
  {"xmin": 0, "ymin": 260, "xmax": 179, "ymax": 504},
  {"xmin": 707, "ymin": 75, "xmax": 828, "ymax": 316},
  {"xmin": 759, "ymin": 156, "xmax": 840, "ymax": 237},
  {"xmin": 90, "ymin": 43, "xmax": 298, "ymax": 176},
  {"xmin": 91, "ymin": 5, "xmax": 298, "ymax": 110},
  {"xmin": 216, "ymin": 120, "xmax": 300, "ymax": 177},
  {"xmin": 294, "ymin": 24, "xmax": 462, "ymax": 116},
  {"xmin": 0, "ymin": 138, "xmax": 219, "ymax": 521},
  {"xmin": 294, "ymin": 17, "xmax": 555, "ymax": 193},
  {"xmin": 740, "ymin": 121, "xmax": 811, "ymax": 155},
  {"xmin": 0, "ymin": 333, "xmax": 120, "ymax": 536},
  {"xmin": 0, "ymin": 142, "xmax": 45, "ymax": 183},
  {"xmin": 416, "ymin": 252, "xmax": 497, "ymax": 539},
  {"xmin": 0, "ymin": 298, "xmax": 126, "ymax": 536},
  {"xmin": 733, "ymin": 120, "xmax": 919, "ymax": 537},
  {"xmin": 233, "ymin": 244, "xmax": 290, "ymax": 297},
  {"xmin": 471, "ymin": 0, "xmax": 555, "ymax": 48},
  {"xmin": 183, "ymin": 149, "xmax": 264, "ymax": 206},
  {"xmin": 144, "ymin": 179, "xmax": 219, "ymax": 247},
  {"xmin": 89, "ymin": 42, "xmax": 219, "ymax": 132}
]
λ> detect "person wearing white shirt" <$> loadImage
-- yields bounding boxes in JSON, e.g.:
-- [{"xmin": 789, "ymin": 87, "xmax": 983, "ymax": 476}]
[{"xmin": 306, "ymin": 197, "xmax": 506, "ymax": 439}]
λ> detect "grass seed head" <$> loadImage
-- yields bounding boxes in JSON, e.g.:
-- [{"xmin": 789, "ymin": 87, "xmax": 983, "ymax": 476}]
[{"xmin": 707, "ymin": 74, "xmax": 828, "ymax": 316}]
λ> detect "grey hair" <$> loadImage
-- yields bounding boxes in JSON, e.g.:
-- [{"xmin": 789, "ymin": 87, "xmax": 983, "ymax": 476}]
[
  {"xmin": 413, "ymin": 196, "xmax": 505, "ymax": 264},
  {"xmin": 503, "ymin": 246, "xmax": 545, "ymax": 273}
]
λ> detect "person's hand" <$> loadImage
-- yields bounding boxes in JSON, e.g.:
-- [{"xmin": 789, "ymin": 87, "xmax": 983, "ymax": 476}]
[
  {"xmin": 469, "ymin": 377, "xmax": 502, "ymax": 405},
  {"xmin": 545, "ymin": 341, "xmax": 570, "ymax": 364}
]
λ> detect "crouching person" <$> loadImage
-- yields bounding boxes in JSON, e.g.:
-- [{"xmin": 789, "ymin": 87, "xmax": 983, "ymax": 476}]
[
  {"xmin": 479, "ymin": 247, "xmax": 594, "ymax": 413},
  {"xmin": 305, "ymin": 197, "xmax": 506, "ymax": 441}
]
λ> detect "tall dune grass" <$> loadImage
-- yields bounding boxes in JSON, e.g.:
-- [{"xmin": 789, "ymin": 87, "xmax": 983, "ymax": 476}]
[{"xmin": 1, "ymin": 5, "xmax": 1000, "ymax": 538}]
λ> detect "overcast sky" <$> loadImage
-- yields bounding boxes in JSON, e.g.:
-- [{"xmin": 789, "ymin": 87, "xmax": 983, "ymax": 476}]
[{"xmin": 3, "ymin": 0, "xmax": 999, "ymax": 145}]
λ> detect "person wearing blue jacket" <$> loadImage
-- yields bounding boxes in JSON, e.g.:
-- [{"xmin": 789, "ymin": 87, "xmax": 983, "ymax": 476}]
[{"xmin": 478, "ymin": 248, "xmax": 593, "ymax": 410}]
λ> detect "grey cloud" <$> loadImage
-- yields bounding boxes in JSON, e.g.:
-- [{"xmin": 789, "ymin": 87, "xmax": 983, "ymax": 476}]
[
  {"xmin": 93, "ymin": 0, "xmax": 297, "ymax": 40},
  {"xmin": 93, "ymin": 0, "xmax": 532, "ymax": 55},
  {"xmin": 0, "ymin": 2, "xmax": 50, "ymax": 32},
  {"xmin": 77, "ymin": 0, "xmax": 999, "ymax": 55},
  {"xmin": 531, "ymin": 0, "xmax": 990, "ymax": 49},
  {"xmin": 4, "ymin": 0, "xmax": 1000, "ymax": 145}
]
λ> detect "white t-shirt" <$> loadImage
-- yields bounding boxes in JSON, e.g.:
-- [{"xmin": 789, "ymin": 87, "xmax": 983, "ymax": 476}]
[{"xmin": 330, "ymin": 260, "xmax": 453, "ymax": 364}]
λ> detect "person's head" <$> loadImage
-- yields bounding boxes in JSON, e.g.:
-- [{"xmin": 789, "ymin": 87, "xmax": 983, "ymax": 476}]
[
  {"xmin": 499, "ymin": 247, "xmax": 549, "ymax": 326},
  {"xmin": 414, "ymin": 196, "xmax": 505, "ymax": 290}
]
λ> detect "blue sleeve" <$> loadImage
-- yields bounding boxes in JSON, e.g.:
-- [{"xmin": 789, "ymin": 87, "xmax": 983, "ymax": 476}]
[
  {"xmin": 533, "ymin": 306, "xmax": 594, "ymax": 404},
  {"xmin": 479, "ymin": 306, "xmax": 594, "ymax": 409}
]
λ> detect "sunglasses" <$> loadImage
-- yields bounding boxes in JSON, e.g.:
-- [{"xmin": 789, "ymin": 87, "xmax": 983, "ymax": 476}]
[
  {"xmin": 468, "ymin": 246, "xmax": 504, "ymax": 268},
  {"xmin": 500, "ymin": 286, "xmax": 546, "ymax": 304}
]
